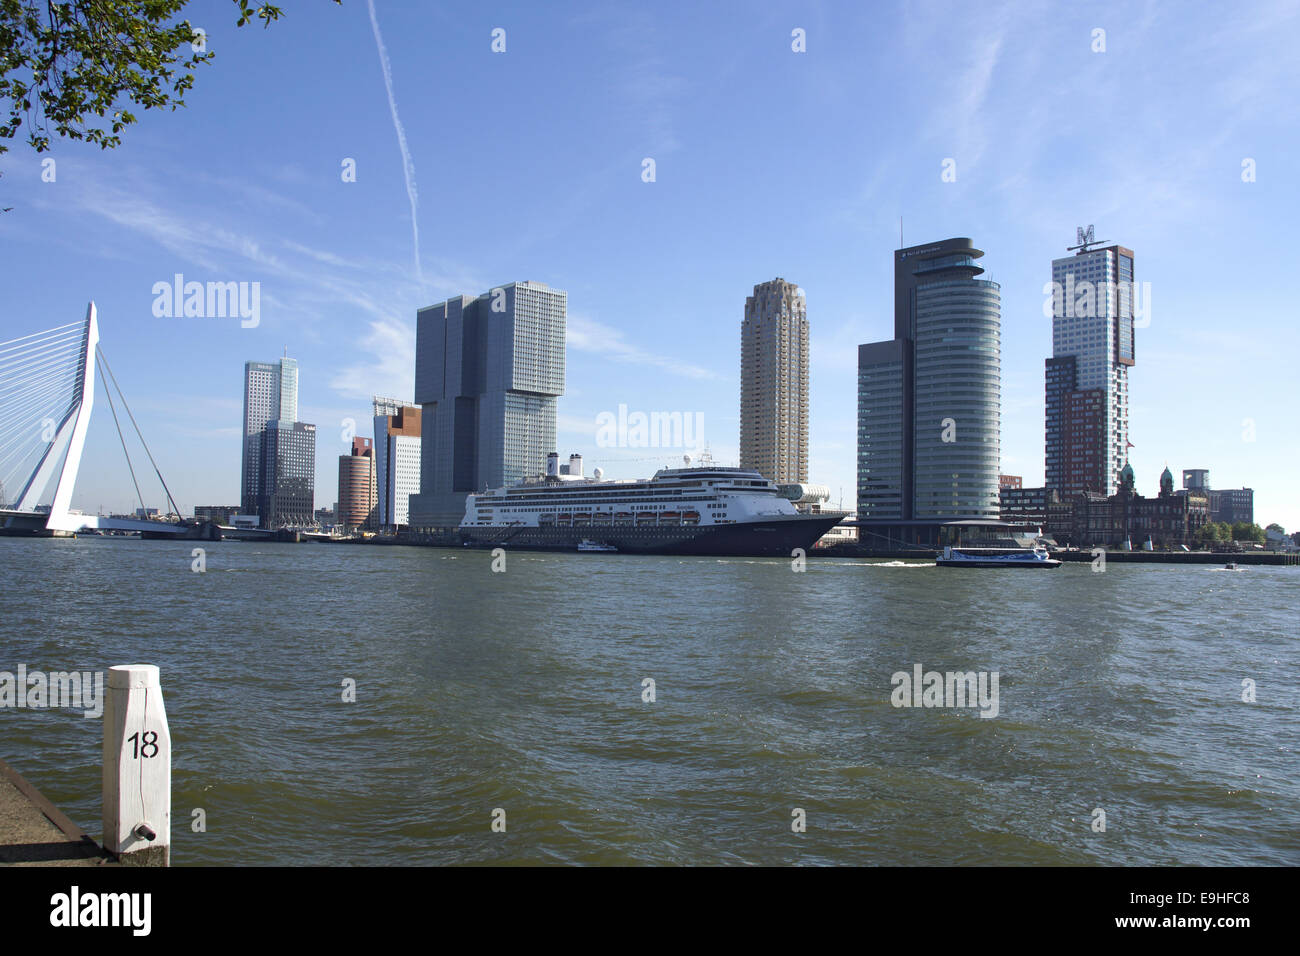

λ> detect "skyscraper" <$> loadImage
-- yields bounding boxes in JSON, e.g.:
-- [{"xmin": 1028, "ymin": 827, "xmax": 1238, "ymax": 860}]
[
  {"xmin": 1044, "ymin": 230, "xmax": 1135, "ymax": 496},
  {"xmin": 857, "ymin": 238, "xmax": 1001, "ymax": 545},
  {"xmin": 261, "ymin": 420, "xmax": 316, "ymax": 527},
  {"xmin": 241, "ymin": 357, "xmax": 297, "ymax": 516},
  {"xmin": 739, "ymin": 278, "xmax": 809, "ymax": 483},
  {"xmin": 337, "ymin": 436, "xmax": 377, "ymax": 530},
  {"xmin": 373, "ymin": 396, "xmax": 421, "ymax": 529},
  {"xmin": 241, "ymin": 356, "xmax": 315, "ymax": 527},
  {"xmin": 409, "ymin": 281, "xmax": 566, "ymax": 528}
]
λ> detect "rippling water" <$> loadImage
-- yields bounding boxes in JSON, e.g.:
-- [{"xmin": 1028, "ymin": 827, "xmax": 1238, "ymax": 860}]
[{"xmin": 1, "ymin": 536, "xmax": 1296, "ymax": 865}]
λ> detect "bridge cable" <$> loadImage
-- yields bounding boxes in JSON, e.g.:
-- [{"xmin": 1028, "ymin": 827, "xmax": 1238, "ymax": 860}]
[
  {"xmin": 96, "ymin": 346, "xmax": 182, "ymax": 520},
  {"xmin": 95, "ymin": 350, "xmax": 147, "ymax": 517}
]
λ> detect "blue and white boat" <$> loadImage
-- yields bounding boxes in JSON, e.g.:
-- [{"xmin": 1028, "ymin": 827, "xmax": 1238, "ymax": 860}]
[{"xmin": 937, "ymin": 545, "xmax": 1061, "ymax": 568}]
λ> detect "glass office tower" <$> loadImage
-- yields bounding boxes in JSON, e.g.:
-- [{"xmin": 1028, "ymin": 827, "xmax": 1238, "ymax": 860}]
[
  {"xmin": 410, "ymin": 281, "xmax": 566, "ymax": 528},
  {"xmin": 856, "ymin": 238, "xmax": 1001, "ymax": 545}
]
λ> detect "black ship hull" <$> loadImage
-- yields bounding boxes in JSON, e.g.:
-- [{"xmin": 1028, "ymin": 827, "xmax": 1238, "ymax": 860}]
[{"xmin": 460, "ymin": 515, "xmax": 844, "ymax": 557}]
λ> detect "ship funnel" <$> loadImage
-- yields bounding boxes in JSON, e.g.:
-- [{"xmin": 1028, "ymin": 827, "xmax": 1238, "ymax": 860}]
[
  {"xmin": 568, "ymin": 453, "xmax": 583, "ymax": 477},
  {"xmin": 546, "ymin": 452, "xmax": 559, "ymax": 478}
]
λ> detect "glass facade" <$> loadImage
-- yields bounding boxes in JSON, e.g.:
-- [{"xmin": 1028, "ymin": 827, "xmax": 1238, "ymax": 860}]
[
  {"xmin": 912, "ymin": 278, "xmax": 1001, "ymax": 519},
  {"xmin": 260, "ymin": 420, "xmax": 316, "ymax": 527},
  {"xmin": 411, "ymin": 282, "xmax": 566, "ymax": 526},
  {"xmin": 856, "ymin": 344, "xmax": 904, "ymax": 519},
  {"xmin": 856, "ymin": 238, "xmax": 1002, "ymax": 535},
  {"xmin": 242, "ymin": 358, "xmax": 303, "ymax": 521},
  {"xmin": 1046, "ymin": 244, "xmax": 1135, "ymax": 496}
]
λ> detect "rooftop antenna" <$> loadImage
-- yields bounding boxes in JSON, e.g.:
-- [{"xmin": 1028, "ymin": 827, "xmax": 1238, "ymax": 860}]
[{"xmin": 1066, "ymin": 224, "xmax": 1109, "ymax": 254}]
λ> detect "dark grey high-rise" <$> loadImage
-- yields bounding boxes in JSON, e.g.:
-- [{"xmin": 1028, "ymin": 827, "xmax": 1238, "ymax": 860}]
[
  {"xmin": 857, "ymin": 238, "xmax": 1001, "ymax": 545},
  {"xmin": 409, "ymin": 281, "xmax": 566, "ymax": 528}
]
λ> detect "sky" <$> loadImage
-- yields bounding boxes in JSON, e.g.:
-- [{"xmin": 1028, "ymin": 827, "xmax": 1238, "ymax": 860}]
[{"xmin": 2, "ymin": 0, "xmax": 1298, "ymax": 528}]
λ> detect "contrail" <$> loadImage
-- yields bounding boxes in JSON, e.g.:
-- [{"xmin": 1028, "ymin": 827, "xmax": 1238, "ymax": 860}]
[{"xmin": 367, "ymin": 0, "xmax": 422, "ymax": 284}]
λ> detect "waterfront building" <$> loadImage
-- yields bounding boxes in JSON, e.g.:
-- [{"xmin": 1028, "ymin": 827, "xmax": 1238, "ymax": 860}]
[
  {"xmin": 337, "ymin": 437, "xmax": 377, "ymax": 531},
  {"xmin": 1210, "ymin": 487, "xmax": 1254, "ymax": 525},
  {"xmin": 740, "ymin": 278, "xmax": 809, "ymax": 484},
  {"xmin": 1044, "ymin": 230, "xmax": 1136, "ymax": 496},
  {"xmin": 1047, "ymin": 464, "xmax": 1209, "ymax": 548},
  {"xmin": 241, "ymin": 357, "xmax": 298, "ymax": 516},
  {"xmin": 409, "ymin": 281, "xmax": 566, "ymax": 528},
  {"xmin": 373, "ymin": 397, "xmax": 421, "ymax": 530},
  {"xmin": 1175, "ymin": 469, "xmax": 1254, "ymax": 525},
  {"xmin": 999, "ymin": 474, "xmax": 1023, "ymax": 490},
  {"xmin": 194, "ymin": 505, "xmax": 240, "ymax": 524},
  {"xmin": 259, "ymin": 420, "xmax": 316, "ymax": 527},
  {"xmin": 856, "ymin": 238, "xmax": 1001, "ymax": 546},
  {"xmin": 241, "ymin": 356, "xmax": 315, "ymax": 528},
  {"xmin": 1000, "ymin": 485, "xmax": 1059, "ymax": 529},
  {"xmin": 814, "ymin": 511, "xmax": 859, "ymax": 546}
]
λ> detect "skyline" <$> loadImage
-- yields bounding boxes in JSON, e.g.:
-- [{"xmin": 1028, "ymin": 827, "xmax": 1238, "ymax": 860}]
[{"xmin": 2, "ymin": 1, "xmax": 1296, "ymax": 526}]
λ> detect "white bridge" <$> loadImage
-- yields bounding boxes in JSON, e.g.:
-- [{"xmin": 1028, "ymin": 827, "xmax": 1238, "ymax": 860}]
[{"xmin": 1, "ymin": 303, "xmax": 192, "ymax": 537}]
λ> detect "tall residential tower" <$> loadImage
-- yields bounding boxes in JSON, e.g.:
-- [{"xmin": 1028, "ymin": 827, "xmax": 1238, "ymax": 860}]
[
  {"xmin": 1044, "ymin": 228, "xmax": 1135, "ymax": 496},
  {"xmin": 739, "ymin": 278, "xmax": 809, "ymax": 484}
]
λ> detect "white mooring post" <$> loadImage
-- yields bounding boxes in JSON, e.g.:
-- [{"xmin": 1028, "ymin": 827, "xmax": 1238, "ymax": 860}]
[{"xmin": 103, "ymin": 664, "xmax": 172, "ymax": 866}]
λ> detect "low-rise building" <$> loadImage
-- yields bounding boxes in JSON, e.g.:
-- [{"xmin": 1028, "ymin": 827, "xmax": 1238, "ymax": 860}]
[
  {"xmin": 999, "ymin": 485, "xmax": 1059, "ymax": 529},
  {"xmin": 194, "ymin": 505, "xmax": 240, "ymax": 524},
  {"xmin": 1046, "ymin": 465, "xmax": 1210, "ymax": 549}
]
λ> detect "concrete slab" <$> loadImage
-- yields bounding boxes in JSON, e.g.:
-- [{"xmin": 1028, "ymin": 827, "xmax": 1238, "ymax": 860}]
[{"xmin": 0, "ymin": 758, "xmax": 114, "ymax": 866}]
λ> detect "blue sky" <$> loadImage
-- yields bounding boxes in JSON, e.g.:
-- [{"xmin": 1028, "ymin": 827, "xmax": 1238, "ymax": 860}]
[{"xmin": 2, "ymin": 0, "xmax": 1297, "ymax": 527}]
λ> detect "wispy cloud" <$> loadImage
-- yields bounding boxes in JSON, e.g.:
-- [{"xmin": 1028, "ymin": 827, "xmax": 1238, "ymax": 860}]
[
  {"xmin": 567, "ymin": 312, "xmax": 719, "ymax": 380},
  {"xmin": 329, "ymin": 317, "xmax": 415, "ymax": 402}
]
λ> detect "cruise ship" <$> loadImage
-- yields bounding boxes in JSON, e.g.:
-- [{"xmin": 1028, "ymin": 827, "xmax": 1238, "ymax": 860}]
[{"xmin": 459, "ymin": 453, "xmax": 843, "ymax": 556}]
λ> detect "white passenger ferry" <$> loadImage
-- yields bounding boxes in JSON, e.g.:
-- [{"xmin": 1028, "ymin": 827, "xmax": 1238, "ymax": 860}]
[
  {"xmin": 459, "ymin": 453, "xmax": 843, "ymax": 556},
  {"xmin": 936, "ymin": 546, "xmax": 1061, "ymax": 568}
]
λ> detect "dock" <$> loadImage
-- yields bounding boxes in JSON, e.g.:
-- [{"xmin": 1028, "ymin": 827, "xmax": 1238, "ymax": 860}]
[{"xmin": 0, "ymin": 757, "xmax": 113, "ymax": 866}]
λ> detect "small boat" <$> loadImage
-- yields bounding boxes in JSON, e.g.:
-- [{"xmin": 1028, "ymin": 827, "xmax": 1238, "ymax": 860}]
[
  {"xmin": 577, "ymin": 539, "xmax": 617, "ymax": 552},
  {"xmin": 937, "ymin": 546, "xmax": 1061, "ymax": 568},
  {"xmin": 1224, "ymin": 561, "xmax": 1239, "ymax": 570}
]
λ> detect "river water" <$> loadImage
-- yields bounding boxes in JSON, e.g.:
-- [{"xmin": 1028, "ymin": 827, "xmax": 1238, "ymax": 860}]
[{"xmin": 1, "ymin": 536, "xmax": 1296, "ymax": 865}]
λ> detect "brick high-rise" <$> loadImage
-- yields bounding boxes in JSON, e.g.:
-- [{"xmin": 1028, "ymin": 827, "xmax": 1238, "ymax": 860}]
[{"xmin": 1044, "ymin": 231, "xmax": 1136, "ymax": 496}]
